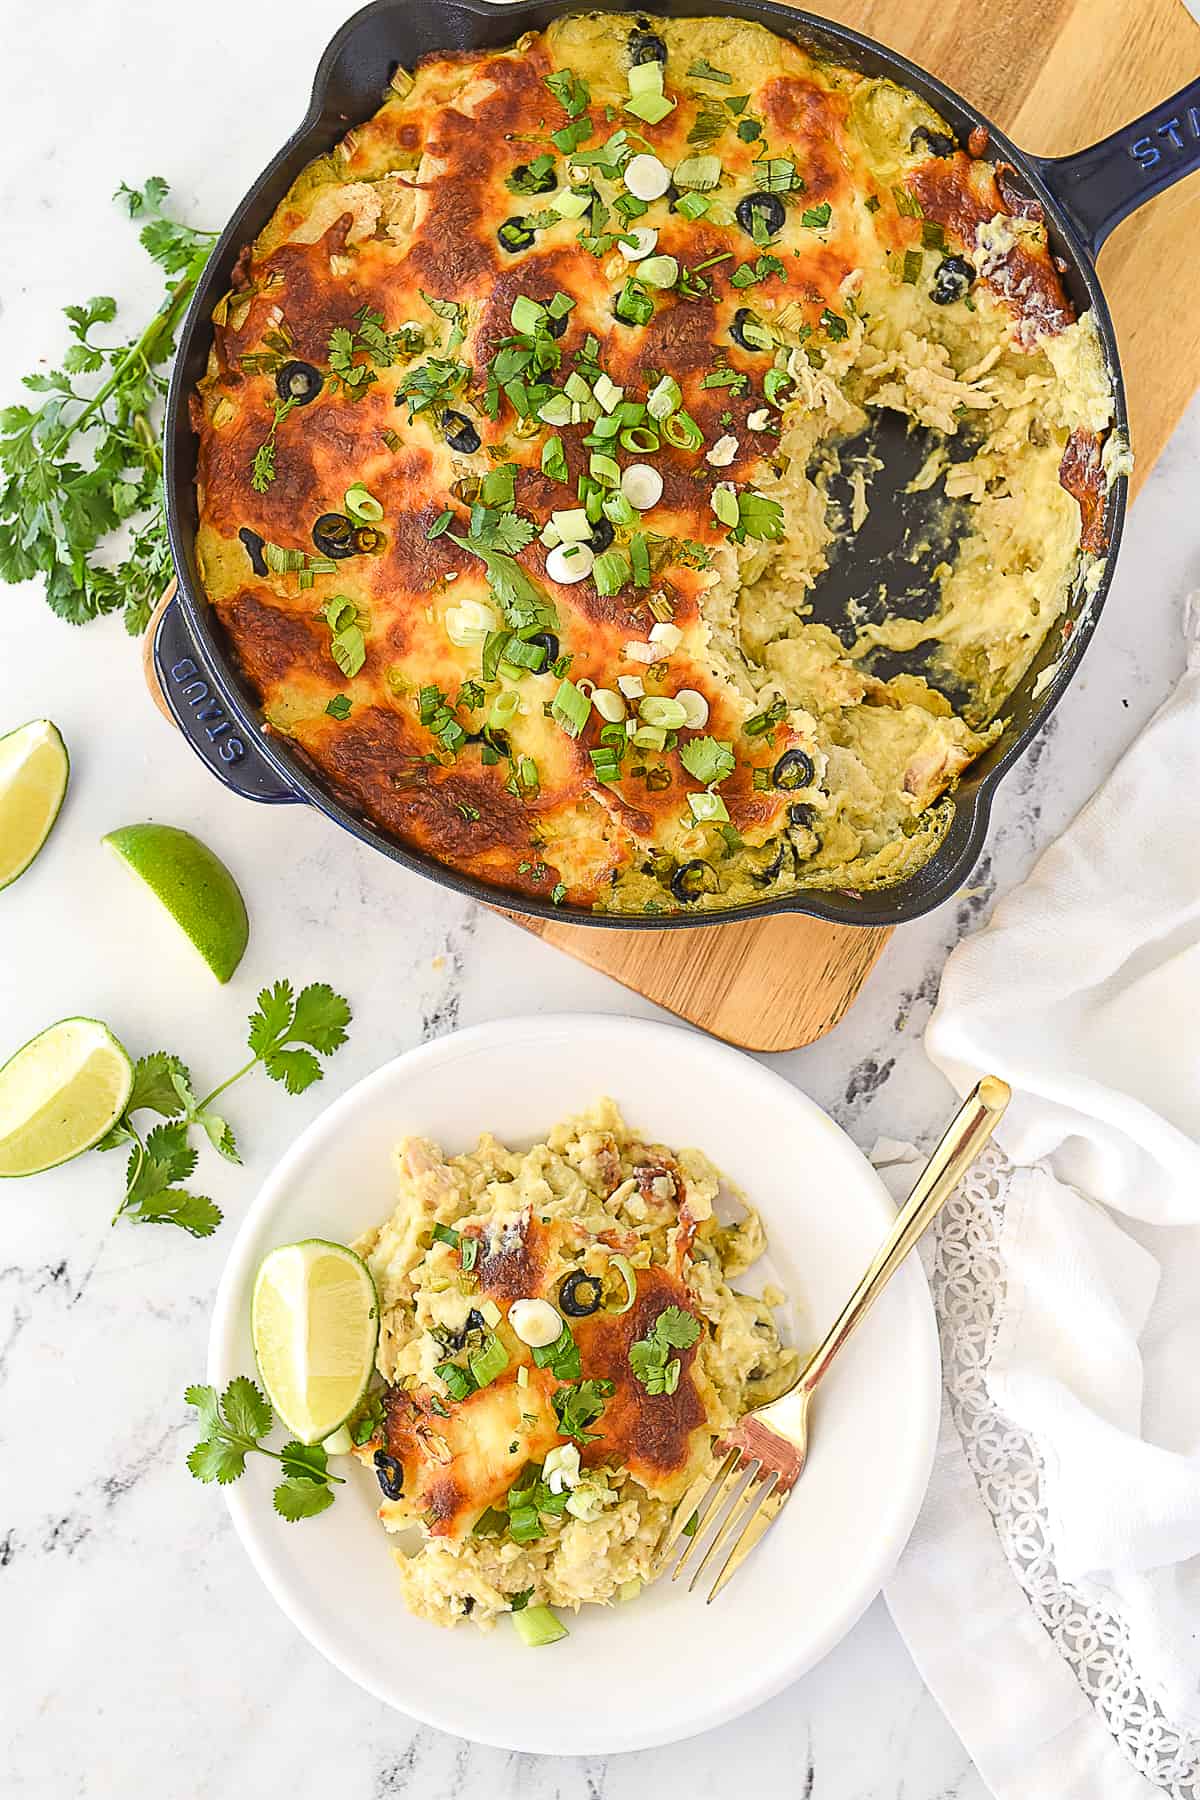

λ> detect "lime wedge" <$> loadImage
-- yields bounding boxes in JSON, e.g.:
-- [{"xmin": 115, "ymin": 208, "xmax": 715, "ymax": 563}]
[
  {"xmin": 0, "ymin": 719, "xmax": 69, "ymax": 891},
  {"xmin": 103, "ymin": 823, "xmax": 249, "ymax": 984},
  {"xmin": 252, "ymin": 1240, "xmax": 379, "ymax": 1445},
  {"xmin": 0, "ymin": 1018, "xmax": 133, "ymax": 1178}
]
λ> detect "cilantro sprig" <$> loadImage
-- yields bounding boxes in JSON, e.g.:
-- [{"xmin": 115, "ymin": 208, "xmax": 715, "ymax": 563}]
[
  {"xmin": 0, "ymin": 178, "xmax": 216, "ymax": 634},
  {"xmin": 98, "ymin": 980, "xmax": 352, "ymax": 1237},
  {"xmin": 185, "ymin": 1378, "xmax": 343, "ymax": 1521},
  {"xmin": 628, "ymin": 1305, "xmax": 701, "ymax": 1395}
]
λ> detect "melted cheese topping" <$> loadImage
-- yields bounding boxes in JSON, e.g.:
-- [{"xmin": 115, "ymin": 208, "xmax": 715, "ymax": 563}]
[{"xmin": 192, "ymin": 13, "xmax": 1114, "ymax": 913}]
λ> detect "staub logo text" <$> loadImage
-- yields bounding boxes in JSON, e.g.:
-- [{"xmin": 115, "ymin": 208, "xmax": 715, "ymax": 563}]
[
  {"xmin": 168, "ymin": 659, "xmax": 246, "ymax": 764},
  {"xmin": 1130, "ymin": 105, "xmax": 1200, "ymax": 170}
]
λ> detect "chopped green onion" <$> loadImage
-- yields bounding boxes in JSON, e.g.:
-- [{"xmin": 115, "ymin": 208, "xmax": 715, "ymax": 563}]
[
  {"xmin": 482, "ymin": 628, "xmax": 513, "ymax": 682},
  {"xmin": 593, "ymin": 372, "xmax": 624, "ymax": 412},
  {"xmin": 589, "ymin": 452, "xmax": 621, "ymax": 487},
  {"xmin": 673, "ymin": 155, "xmax": 722, "ymax": 191},
  {"xmin": 550, "ymin": 506, "xmax": 592, "ymax": 543},
  {"xmin": 689, "ymin": 790, "xmax": 730, "ymax": 822},
  {"xmin": 436, "ymin": 1360, "xmax": 477, "ymax": 1401},
  {"xmin": 763, "ymin": 368, "xmax": 793, "ymax": 406},
  {"xmin": 503, "ymin": 635, "xmax": 547, "ymax": 671},
  {"xmin": 431, "ymin": 1222, "xmax": 460, "ymax": 1248},
  {"xmin": 711, "ymin": 484, "xmax": 739, "ymax": 527},
  {"xmin": 620, "ymin": 424, "xmax": 659, "ymax": 453},
  {"xmin": 542, "ymin": 435, "xmax": 569, "ymax": 483},
  {"xmin": 468, "ymin": 1330, "xmax": 509, "ymax": 1390},
  {"xmin": 639, "ymin": 255, "xmax": 679, "ymax": 289},
  {"xmin": 511, "ymin": 1603, "xmax": 569, "ymax": 1646},
  {"xmin": 592, "ymin": 549, "xmax": 632, "ymax": 596},
  {"xmin": 675, "ymin": 191, "xmax": 711, "ymax": 220},
  {"xmin": 538, "ymin": 393, "xmax": 574, "ymax": 426},
  {"xmin": 631, "ymin": 724, "xmax": 668, "ymax": 751},
  {"xmin": 489, "ymin": 690, "xmax": 520, "ymax": 730},
  {"xmin": 901, "ymin": 248, "xmax": 924, "ymax": 284},
  {"xmin": 647, "ymin": 374, "xmax": 682, "ymax": 420},
  {"xmin": 344, "ymin": 482, "xmax": 383, "ymax": 523},
  {"xmin": 603, "ymin": 489, "xmax": 639, "ymax": 527},
  {"xmin": 614, "ymin": 278, "xmax": 655, "ymax": 327},
  {"xmin": 625, "ymin": 58, "xmax": 676, "ymax": 126},
  {"xmin": 606, "ymin": 1254, "xmax": 637, "ymax": 1314},
  {"xmin": 551, "ymin": 678, "xmax": 592, "ymax": 737},
  {"xmin": 662, "ymin": 410, "xmax": 703, "ymax": 450},
  {"xmin": 639, "ymin": 695, "xmax": 688, "ymax": 730}
]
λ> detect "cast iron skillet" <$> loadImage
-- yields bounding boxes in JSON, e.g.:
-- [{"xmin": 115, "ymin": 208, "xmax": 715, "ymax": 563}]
[{"xmin": 158, "ymin": 0, "xmax": 1200, "ymax": 929}]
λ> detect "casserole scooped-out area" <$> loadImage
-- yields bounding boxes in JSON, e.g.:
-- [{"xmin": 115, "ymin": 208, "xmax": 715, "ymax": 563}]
[{"xmin": 191, "ymin": 11, "xmax": 1119, "ymax": 915}]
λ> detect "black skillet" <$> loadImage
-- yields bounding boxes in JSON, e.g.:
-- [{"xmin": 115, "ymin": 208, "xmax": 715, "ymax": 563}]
[{"xmin": 158, "ymin": 0, "xmax": 1200, "ymax": 928}]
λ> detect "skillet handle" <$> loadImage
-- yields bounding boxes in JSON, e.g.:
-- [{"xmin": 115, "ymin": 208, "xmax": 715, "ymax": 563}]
[
  {"xmin": 1036, "ymin": 79, "xmax": 1200, "ymax": 258},
  {"xmin": 152, "ymin": 591, "xmax": 301, "ymax": 805}
]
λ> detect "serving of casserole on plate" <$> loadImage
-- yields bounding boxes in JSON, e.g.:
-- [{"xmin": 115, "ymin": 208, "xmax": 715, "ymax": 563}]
[
  {"xmin": 348, "ymin": 1098, "xmax": 797, "ymax": 1637},
  {"xmin": 191, "ymin": 10, "xmax": 1117, "ymax": 917},
  {"xmin": 209, "ymin": 1016, "xmax": 939, "ymax": 1751}
]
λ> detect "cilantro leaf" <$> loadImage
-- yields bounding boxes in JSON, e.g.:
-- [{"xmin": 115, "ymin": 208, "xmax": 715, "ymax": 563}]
[
  {"xmin": 187, "ymin": 1437, "xmax": 246, "ymax": 1484},
  {"xmin": 198, "ymin": 1109, "xmax": 239, "ymax": 1162},
  {"xmin": 262, "ymin": 1045, "xmax": 324, "ymax": 1096},
  {"xmin": 125, "ymin": 1051, "xmax": 192, "ymax": 1117},
  {"xmin": 184, "ymin": 1383, "xmax": 221, "ymax": 1435},
  {"xmin": 273, "ymin": 1475, "xmax": 336, "ymax": 1521},
  {"xmin": 447, "ymin": 532, "xmax": 559, "ymax": 634},
  {"xmin": 289, "ymin": 983, "xmax": 353, "ymax": 1055},
  {"xmin": 221, "ymin": 1377, "xmax": 273, "ymax": 1441},
  {"xmin": 247, "ymin": 981, "xmax": 295, "ymax": 1057},
  {"xmin": 653, "ymin": 1306, "xmax": 701, "ymax": 1350}
]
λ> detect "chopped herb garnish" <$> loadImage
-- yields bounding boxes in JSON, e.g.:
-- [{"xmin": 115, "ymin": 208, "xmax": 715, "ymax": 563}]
[
  {"xmin": 680, "ymin": 735, "xmax": 736, "ymax": 785},
  {"xmin": 801, "ymin": 202, "xmax": 832, "ymax": 229},
  {"xmin": 552, "ymin": 1378, "xmax": 614, "ymax": 1444},
  {"xmin": 628, "ymin": 1306, "xmax": 700, "ymax": 1395},
  {"xmin": 427, "ymin": 509, "xmax": 454, "ymax": 540},
  {"xmin": 687, "ymin": 58, "xmax": 733, "ymax": 82},
  {"xmin": 325, "ymin": 695, "xmax": 352, "ymax": 721},
  {"xmin": 821, "ymin": 308, "xmax": 849, "ymax": 341},
  {"xmin": 320, "ymin": 596, "xmax": 366, "ymax": 679}
]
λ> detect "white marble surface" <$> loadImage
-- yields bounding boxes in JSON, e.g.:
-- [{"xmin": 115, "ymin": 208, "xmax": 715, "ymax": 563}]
[{"xmin": 2, "ymin": 3, "xmax": 1197, "ymax": 1795}]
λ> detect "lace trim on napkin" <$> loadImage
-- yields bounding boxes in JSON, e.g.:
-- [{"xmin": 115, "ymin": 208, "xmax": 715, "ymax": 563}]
[{"xmin": 934, "ymin": 1144, "xmax": 1200, "ymax": 1797}]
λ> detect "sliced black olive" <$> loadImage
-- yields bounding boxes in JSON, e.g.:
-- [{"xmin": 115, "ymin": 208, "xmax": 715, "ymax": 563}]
[
  {"xmin": 671, "ymin": 859, "xmax": 721, "ymax": 904},
  {"xmin": 373, "ymin": 1450, "xmax": 403, "ymax": 1500},
  {"xmin": 312, "ymin": 513, "xmax": 357, "ymax": 559},
  {"xmin": 511, "ymin": 160, "xmax": 557, "ymax": 195},
  {"xmin": 559, "ymin": 1270, "xmax": 603, "ymax": 1317},
  {"xmin": 750, "ymin": 843, "xmax": 789, "ymax": 888},
  {"xmin": 497, "ymin": 216, "xmax": 537, "ymax": 254},
  {"xmin": 587, "ymin": 517, "xmax": 614, "ymax": 554},
  {"xmin": 274, "ymin": 360, "xmax": 323, "ymax": 406},
  {"xmin": 353, "ymin": 524, "xmax": 385, "ymax": 555},
  {"xmin": 442, "ymin": 411, "xmax": 482, "ymax": 454},
  {"xmin": 930, "ymin": 255, "xmax": 975, "ymax": 306},
  {"xmin": 772, "ymin": 748, "xmax": 815, "ymax": 791},
  {"xmin": 238, "ymin": 526, "xmax": 268, "ymax": 577},
  {"xmin": 447, "ymin": 1307, "xmax": 487, "ymax": 1350},
  {"xmin": 730, "ymin": 307, "xmax": 770, "ymax": 353},
  {"xmin": 629, "ymin": 27, "xmax": 668, "ymax": 63},
  {"xmin": 462, "ymin": 1595, "xmax": 476, "ymax": 1615},
  {"xmin": 735, "ymin": 191, "xmax": 786, "ymax": 241},
  {"xmin": 910, "ymin": 125, "xmax": 957, "ymax": 159},
  {"xmin": 524, "ymin": 630, "xmax": 559, "ymax": 667},
  {"xmin": 788, "ymin": 802, "xmax": 814, "ymax": 828}
]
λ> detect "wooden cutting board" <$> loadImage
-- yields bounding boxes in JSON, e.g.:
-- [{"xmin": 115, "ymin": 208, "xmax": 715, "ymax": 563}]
[
  {"xmin": 514, "ymin": 0, "xmax": 1200, "ymax": 1050},
  {"xmin": 147, "ymin": 0, "xmax": 1200, "ymax": 1052}
]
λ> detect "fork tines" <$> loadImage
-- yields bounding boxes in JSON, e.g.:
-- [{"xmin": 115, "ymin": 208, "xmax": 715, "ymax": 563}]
[{"xmin": 660, "ymin": 1441, "xmax": 792, "ymax": 1602}]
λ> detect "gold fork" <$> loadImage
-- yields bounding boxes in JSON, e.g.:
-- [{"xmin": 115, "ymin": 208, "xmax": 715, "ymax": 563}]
[{"xmin": 658, "ymin": 1075, "xmax": 1011, "ymax": 1602}]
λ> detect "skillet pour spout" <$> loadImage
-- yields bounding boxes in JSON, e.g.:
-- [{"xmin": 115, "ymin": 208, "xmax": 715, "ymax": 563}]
[{"xmin": 160, "ymin": 2, "xmax": 1200, "ymax": 931}]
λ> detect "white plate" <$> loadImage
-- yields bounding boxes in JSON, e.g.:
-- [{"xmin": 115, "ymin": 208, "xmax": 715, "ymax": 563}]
[{"xmin": 209, "ymin": 1014, "xmax": 939, "ymax": 1754}]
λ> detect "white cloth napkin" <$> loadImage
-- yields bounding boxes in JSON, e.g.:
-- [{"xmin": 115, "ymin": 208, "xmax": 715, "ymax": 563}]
[{"xmin": 883, "ymin": 598, "xmax": 1200, "ymax": 1799}]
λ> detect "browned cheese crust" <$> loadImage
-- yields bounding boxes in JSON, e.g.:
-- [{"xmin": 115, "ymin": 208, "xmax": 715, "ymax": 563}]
[{"xmin": 192, "ymin": 13, "xmax": 1106, "ymax": 913}]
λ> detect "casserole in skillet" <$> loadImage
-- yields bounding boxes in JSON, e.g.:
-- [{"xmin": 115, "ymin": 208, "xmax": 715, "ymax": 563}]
[{"xmin": 190, "ymin": 11, "xmax": 1118, "ymax": 915}]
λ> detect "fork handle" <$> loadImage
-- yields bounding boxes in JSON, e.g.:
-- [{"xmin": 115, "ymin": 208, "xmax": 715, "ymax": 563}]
[{"xmin": 798, "ymin": 1077, "xmax": 1010, "ymax": 1397}]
